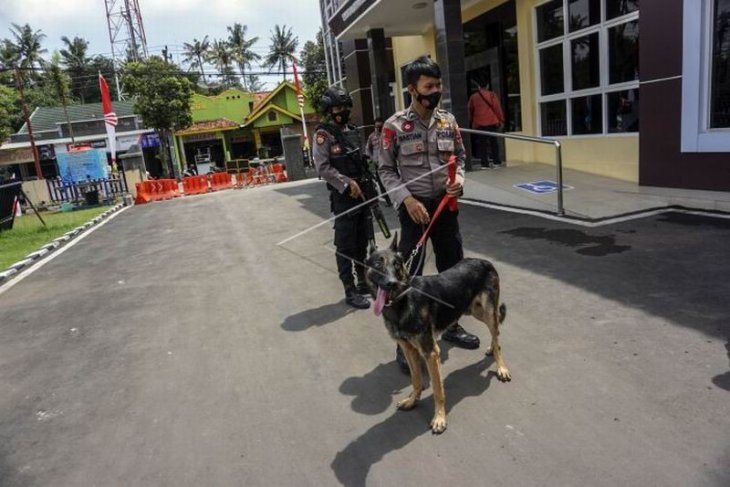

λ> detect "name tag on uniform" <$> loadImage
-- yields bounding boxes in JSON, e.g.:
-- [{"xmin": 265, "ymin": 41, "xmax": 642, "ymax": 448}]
[
  {"xmin": 401, "ymin": 141, "xmax": 426, "ymax": 155},
  {"xmin": 437, "ymin": 139, "xmax": 454, "ymax": 152}
]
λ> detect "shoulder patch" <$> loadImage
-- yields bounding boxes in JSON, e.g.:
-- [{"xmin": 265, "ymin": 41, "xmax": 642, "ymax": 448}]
[{"xmin": 382, "ymin": 127, "xmax": 395, "ymax": 150}]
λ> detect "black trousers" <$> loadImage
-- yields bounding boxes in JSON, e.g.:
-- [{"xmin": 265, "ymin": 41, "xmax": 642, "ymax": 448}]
[
  {"xmin": 332, "ymin": 192, "xmax": 369, "ymax": 291},
  {"xmin": 476, "ymin": 124, "xmax": 501, "ymax": 166},
  {"xmin": 398, "ymin": 196, "xmax": 464, "ymax": 276}
]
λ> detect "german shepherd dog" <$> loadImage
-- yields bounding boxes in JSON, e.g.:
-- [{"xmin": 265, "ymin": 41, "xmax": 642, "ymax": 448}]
[{"xmin": 365, "ymin": 234, "xmax": 510, "ymax": 434}]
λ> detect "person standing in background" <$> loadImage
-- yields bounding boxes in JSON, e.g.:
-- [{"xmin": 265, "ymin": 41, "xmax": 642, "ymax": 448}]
[{"xmin": 468, "ymin": 81, "xmax": 505, "ymax": 168}]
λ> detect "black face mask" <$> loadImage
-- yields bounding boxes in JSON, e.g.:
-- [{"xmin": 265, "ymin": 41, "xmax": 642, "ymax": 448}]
[
  {"xmin": 333, "ymin": 110, "xmax": 351, "ymax": 125},
  {"xmin": 415, "ymin": 90, "xmax": 442, "ymax": 110}
]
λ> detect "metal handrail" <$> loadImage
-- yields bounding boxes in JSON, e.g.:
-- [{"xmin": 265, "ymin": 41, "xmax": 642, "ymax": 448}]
[{"xmin": 460, "ymin": 127, "xmax": 565, "ymax": 216}]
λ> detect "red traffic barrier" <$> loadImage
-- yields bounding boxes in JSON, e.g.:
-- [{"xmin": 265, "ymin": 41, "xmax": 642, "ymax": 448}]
[
  {"xmin": 183, "ymin": 175, "xmax": 208, "ymax": 195},
  {"xmin": 209, "ymin": 172, "xmax": 233, "ymax": 191}
]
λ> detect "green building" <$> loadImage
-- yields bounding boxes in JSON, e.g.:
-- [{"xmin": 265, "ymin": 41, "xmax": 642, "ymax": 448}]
[{"xmin": 174, "ymin": 82, "xmax": 318, "ymax": 173}]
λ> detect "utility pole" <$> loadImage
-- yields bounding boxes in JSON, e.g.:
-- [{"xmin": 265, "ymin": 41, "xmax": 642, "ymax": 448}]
[{"xmin": 14, "ymin": 67, "xmax": 43, "ymax": 180}]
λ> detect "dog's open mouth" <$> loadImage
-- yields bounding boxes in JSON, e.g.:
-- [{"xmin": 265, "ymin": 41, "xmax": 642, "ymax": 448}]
[{"xmin": 373, "ymin": 287, "xmax": 392, "ymax": 316}]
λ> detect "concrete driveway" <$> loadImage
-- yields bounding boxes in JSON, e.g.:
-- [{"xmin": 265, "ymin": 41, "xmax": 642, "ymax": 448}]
[{"xmin": 1, "ymin": 180, "xmax": 728, "ymax": 486}]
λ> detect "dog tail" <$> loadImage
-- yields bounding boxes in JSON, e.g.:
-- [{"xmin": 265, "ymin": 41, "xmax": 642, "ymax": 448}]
[{"xmin": 499, "ymin": 303, "xmax": 507, "ymax": 324}]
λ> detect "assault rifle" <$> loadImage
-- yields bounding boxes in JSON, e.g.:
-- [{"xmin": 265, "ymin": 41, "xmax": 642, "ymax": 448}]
[
  {"xmin": 342, "ymin": 146, "xmax": 392, "ymax": 244},
  {"xmin": 327, "ymin": 123, "xmax": 392, "ymax": 246}
]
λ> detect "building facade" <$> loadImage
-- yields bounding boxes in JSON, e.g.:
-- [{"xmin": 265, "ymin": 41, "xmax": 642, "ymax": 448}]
[
  {"xmin": 322, "ymin": 0, "xmax": 730, "ymax": 192},
  {"xmin": 0, "ymin": 101, "xmax": 157, "ymax": 179},
  {"xmin": 172, "ymin": 83, "xmax": 318, "ymax": 173}
]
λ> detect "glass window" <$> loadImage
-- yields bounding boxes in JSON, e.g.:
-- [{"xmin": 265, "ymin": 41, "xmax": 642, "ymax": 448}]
[
  {"xmin": 572, "ymin": 94, "xmax": 603, "ymax": 134},
  {"xmin": 606, "ymin": 0, "xmax": 639, "ymax": 20},
  {"xmin": 540, "ymin": 44, "xmax": 564, "ymax": 95},
  {"xmin": 710, "ymin": 0, "xmax": 730, "ymax": 128},
  {"xmin": 569, "ymin": 0, "xmax": 601, "ymax": 32},
  {"xmin": 537, "ymin": 0, "xmax": 564, "ymax": 42},
  {"xmin": 607, "ymin": 89, "xmax": 640, "ymax": 132},
  {"xmin": 572, "ymin": 33, "xmax": 600, "ymax": 90},
  {"xmin": 541, "ymin": 100, "xmax": 567, "ymax": 135},
  {"xmin": 608, "ymin": 19, "xmax": 639, "ymax": 84},
  {"xmin": 504, "ymin": 26, "xmax": 522, "ymax": 131},
  {"xmin": 268, "ymin": 111, "xmax": 277, "ymax": 122}
]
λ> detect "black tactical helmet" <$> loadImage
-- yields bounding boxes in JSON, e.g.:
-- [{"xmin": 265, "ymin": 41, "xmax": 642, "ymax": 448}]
[{"xmin": 319, "ymin": 86, "xmax": 353, "ymax": 113}]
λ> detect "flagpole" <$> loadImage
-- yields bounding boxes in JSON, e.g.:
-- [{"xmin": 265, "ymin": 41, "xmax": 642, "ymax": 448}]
[
  {"xmin": 290, "ymin": 56, "xmax": 311, "ymax": 164},
  {"xmin": 99, "ymin": 72, "xmax": 119, "ymax": 176}
]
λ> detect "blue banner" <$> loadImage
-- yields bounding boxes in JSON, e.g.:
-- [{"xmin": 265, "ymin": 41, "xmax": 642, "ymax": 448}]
[{"xmin": 56, "ymin": 149, "xmax": 109, "ymax": 183}]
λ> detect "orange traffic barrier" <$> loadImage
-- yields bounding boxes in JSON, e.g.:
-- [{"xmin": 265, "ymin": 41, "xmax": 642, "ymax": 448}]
[
  {"xmin": 135, "ymin": 182, "xmax": 152, "ymax": 204},
  {"xmin": 209, "ymin": 172, "xmax": 233, "ymax": 191},
  {"xmin": 160, "ymin": 179, "xmax": 180, "ymax": 198},
  {"xmin": 270, "ymin": 163, "xmax": 288, "ymax": 183},
  {"xmin": 183, "ymin": 175, "xmax": 208, "ymax": 195}
]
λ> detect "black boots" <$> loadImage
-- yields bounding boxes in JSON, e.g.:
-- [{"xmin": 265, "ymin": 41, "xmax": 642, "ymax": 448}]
[{"xmin": 345, "ymin": 290, "xmax": 370, "ymax": 309}]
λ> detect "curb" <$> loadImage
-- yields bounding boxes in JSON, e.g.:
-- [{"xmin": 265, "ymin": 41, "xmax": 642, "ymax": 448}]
[{"xmin": 0, "ymin": 204, "xmax": 124, "ymax": 284}]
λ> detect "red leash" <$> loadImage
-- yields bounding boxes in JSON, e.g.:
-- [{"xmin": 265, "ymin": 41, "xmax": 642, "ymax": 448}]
[
  {"xmin": 415, "ymin": 156, "xmax": 458, "ymax": 248},
  {"xmin": 406, "ymin": 156, "xmax": 459, "ymax": 273}
]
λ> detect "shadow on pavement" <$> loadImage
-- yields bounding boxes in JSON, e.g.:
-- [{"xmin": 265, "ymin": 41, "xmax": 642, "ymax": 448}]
[
  {"xmin": 331, "ymin": 357, "xmax": 496, "ymax": 487},
  {"xmin": 711, "ymin": 340, "xmax": 730, "ymax": 392},
  {"xmin": 281, "ymin": 301, "xmax": 356, "ymax": 332},
  {"xmin": 338, "ymin": 342, "xmax": 460, "ymax": 416}
]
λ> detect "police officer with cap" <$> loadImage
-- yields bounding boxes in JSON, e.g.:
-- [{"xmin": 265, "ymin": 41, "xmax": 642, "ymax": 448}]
[
  {"xmin": 379, "ymin": 55, "xmax": 481, "ymax": 374},
  {"xmin": 312, "ymin": 86, "xmax": 370, "ymax": 309}
]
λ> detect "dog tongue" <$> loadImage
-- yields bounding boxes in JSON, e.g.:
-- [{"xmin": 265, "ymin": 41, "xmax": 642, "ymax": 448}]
[{"xmin": 373, "ymin": 287, "xmax": 387, "ymax": 316}]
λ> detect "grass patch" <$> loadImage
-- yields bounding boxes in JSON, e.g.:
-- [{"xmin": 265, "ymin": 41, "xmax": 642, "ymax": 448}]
[{"xmin": 0, "ymin": 206, "xmax": 111, "ymax": 270}]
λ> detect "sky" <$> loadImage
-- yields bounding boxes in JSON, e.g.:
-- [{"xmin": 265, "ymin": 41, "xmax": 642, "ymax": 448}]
[{"xmin": 0, "ymin": 0, "xmax": 323, "ymax": 88}]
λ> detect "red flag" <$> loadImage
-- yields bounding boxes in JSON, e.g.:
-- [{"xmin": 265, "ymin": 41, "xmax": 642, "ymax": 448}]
[
  {"xmin": 99, "ymin": 73, "xmax": 118, "ymax": 172},
  {"xmin": 99, "ymin": 73, "xmax": 117, "ymax": 127},
  {"xmin": 291, "ymin": 57, "xmax": 304, "ymax": 109},
  {"xmin": 290, "ymin": 57, "xmax": 309, "ymax": 150}
]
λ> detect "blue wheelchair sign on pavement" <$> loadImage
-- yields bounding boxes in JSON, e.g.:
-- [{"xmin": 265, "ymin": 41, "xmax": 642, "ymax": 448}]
[{"xmin": 514, "ymin": 180, "xmax": 573, "ymax": 194}]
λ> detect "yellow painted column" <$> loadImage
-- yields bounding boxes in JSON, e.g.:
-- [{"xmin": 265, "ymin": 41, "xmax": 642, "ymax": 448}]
[{"xmin": 253, "ymin": 129, "xmax": 262, "ymax": 150}]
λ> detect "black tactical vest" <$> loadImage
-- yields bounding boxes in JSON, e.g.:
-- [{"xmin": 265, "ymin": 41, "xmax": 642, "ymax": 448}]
[{"xmin": 319, "ymin": 123, "xmax": 364, "ymax": 181}]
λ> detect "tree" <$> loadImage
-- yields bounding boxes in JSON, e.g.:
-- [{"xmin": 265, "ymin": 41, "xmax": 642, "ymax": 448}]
[
  {"xmin": 0, "ymin": 85, "xmax": 16, "ymax": 142},
  {"xmin": 227, "ymin": 23, "xmax": 261, "ymax": 90},
  {"xmin": 245, "ymin": 75, "xmax": 265, "ymax": 92},
  {"xmin": 46, "ymin": 51, "xmax": 75, "ymax": 142},
  {"xmin": 207, "ymin": 39, "xmax": 239, "ymax": 88},
  {"xmin": 265, "ymin": 25, "xmax": 298, "ymax": 81},
  {"xmin": 0, "ymin": 40, "xmax": 19, "ymax": 86},
  {"xmin": 122, "ymin": 56, "xmax": 193, "ymax": 177},
  {"xmin": 300, "ymin": 29, "xmax": 328, "ymax": 110},
  {"xmin": 9, "ymin": 23, "xmax": 47, "ymax": 76},
  {"xmin": 59, "ymin": 36, "xmax": 91, "ymax": 103},
  {"xmin": 88, "ymin": 55, "xmax": 119, "ymax": 103},
  {"xmin": 182, "ymin": 36, "xmax": 210, "ymax": 79}
]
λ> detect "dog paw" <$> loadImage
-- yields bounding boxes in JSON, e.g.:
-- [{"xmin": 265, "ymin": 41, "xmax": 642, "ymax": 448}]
[
  {"xmin": 430, "ymin": 415, "xmax": 447, "ymax": 434},
  {"xmin": 396, "ymin": 395, "xmax": 418, "ymax": 411},
  {"xmin": 485, "ymin": 346, "xmax": 493, "ymax": 356},
  {"xmin": 497, "ymin": 367, "xmax": 512, "ymax": 382}
]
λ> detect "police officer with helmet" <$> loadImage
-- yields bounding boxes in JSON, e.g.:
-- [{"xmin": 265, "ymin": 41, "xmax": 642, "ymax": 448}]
[{"xmin": 312, "ymin": 86, "xmax": 370, "ymax": 309}]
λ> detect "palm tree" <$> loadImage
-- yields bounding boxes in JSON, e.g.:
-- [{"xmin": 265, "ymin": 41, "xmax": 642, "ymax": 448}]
[
  {"xmin": 0, "ymin": 39, "xmax": 19, "ymax": 70},
  {"xmin": 59, "ymin": 36, "xmax": 91, "ymax": 103},
  {"xmin": 245, "ymin": 74, "xmax": 264, "ymax": 92},
  {"xmin": 207, "ymin": 39, "xmax": 238, "ymax": 88},
  {"xmin": 9, "ymin": 23, "xmax": 47, "ymax": 72},
  {"xmin": 227, "ymin": 23, "xmax": 261, "ymax": 90},
  {"xmin": 265, "ymin": 25, "xmax": 298, "ymax": 81},
  {"xmin": 182, "ymin": 36, "xmax": 210, "ymax": 79},
  {"xmin": 46, "ymin": 51, "xmax": 75, "ymax": 143}
]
